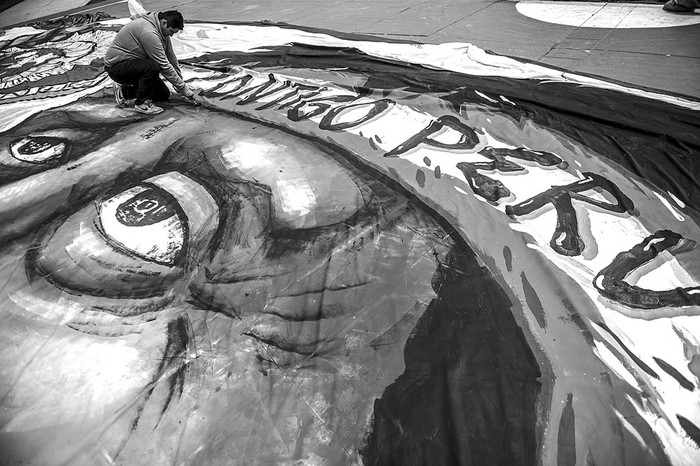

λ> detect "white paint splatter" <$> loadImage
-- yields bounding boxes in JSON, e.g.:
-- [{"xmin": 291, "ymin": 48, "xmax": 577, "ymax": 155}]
[
  {"xmin": 276, "ymin": 179, "xmax": 316, "ymax": 219},
  {"xmin": 593, "ymin": 341, "xmax": 641, "ymax": 390},
  {"xmin": 653, "ymin": 191, "xmax": 685, "ymax": 222},
  {"xmin": 475, "ymin": 90, "xmax": 498, "ymax": 103},
  {"xmin": 668, "ymin": 190, "xmax": 687, "ymax": 209},
  {"xmin": 499, "ymin": 95, "xmax": 516, "ymax": 105}
]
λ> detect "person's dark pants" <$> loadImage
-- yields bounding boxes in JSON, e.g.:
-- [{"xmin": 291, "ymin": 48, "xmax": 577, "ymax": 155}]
[{"xmin": 106, "ymin": 59, "xmax": 170, "ymax": 104}]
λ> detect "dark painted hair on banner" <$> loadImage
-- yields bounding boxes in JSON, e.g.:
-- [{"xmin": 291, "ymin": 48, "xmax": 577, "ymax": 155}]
[{"xmin": 158, "ymin": 10, "xmax": 184, "ymax": 30}]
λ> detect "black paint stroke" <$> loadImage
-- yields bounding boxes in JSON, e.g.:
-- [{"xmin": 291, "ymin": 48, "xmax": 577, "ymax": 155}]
[
  {"xmin": 226, "ymin": 73, "xmax": 277, "ymax": 104},
  {"xmin": 506, "ymin": 173, "xmax": 635, "ymax": 256},
  {"xmin": 273, "ymin": 85, "xmax": 325, "ymax": 111},
  {"xmin": 415, "ymin": 168, "xmax": 426, "ymax": 188},
  {"xmin": 585, "ymin": 448, "xmax": 597, "ymax": 466},
  {"xmin": 369, "ymin": 307, "xmax": 420, "ymax": 349},
  {"xmin": 319, "ymin": 98, "xmax": 393, "ymax": 131},
  {"xmin": 362, "ymin": 245, "xmax": 541, "ymax": 465},
  {"xmin": 214, "ymin": 73, "xmax": 254, "ymax": 101},
  {"xmin": 557, "ymin": 393, "xmax": 576, "ymax": 466},
  {"xmin": 456, "ymin": 162, "xmax": 510, "ymax": 203},
  {"xmin": 677, "ymin": 415, "xmax": 700, "ymax": 448},
  {"xmin": 503, "ymin": 246, "xmax": 513, "ymax": 272},
  {"xmin": 255, "ymin": 82, "xmax": 320, "ymax": 111},
  {"xmin": 561, "ymin": 298, "xmax": 595, "ymax": 347},
  {"xmin": 238, "ymin": 74, "xmax": 312, "ymax": 108},
  {"xmin": 594, "ymin": 230, "xmax": 700, "ymax": 310},
  {"xmin": 114, "ymin": 316, "xmax": 191, "ymax": 458},
  {"xmin": 480, "ymin": 146, "xmax": 568, "ymax": 171},
  {"xmin": 521, "ymin": 272, "xmax": 546, "ymax": 328},
  {"xmin": 596, "ymin": 322, "xmax": 659, "ymax": 379},
  {"xmin": 456, "ymin": 146, "xmax": 568, "ymax": 203},
  {"xmin": 156, "ymin": 319, "xmax": 190, "ymax": 425},
  {"xmin": 288, "ymin": 93, "xmax": 357, "ymax": 122},
  {"xmin": 384, "ymin": 115, "xmax": 479, "ymax": 158},
  {"xmin": 653, "ymin": 357, "xmax": 695, "ymax": 391}
]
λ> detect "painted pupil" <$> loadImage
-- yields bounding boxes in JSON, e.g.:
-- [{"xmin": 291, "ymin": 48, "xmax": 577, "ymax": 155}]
[
  {"xmin": 18, "ymin": 138, "xmax": 54, "ymax": 155},
  {"xmin": 116, "ymin": 187, "xmax": 177, "ymax": 226}
]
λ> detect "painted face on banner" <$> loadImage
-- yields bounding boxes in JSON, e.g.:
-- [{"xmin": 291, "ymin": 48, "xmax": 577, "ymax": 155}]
[
  {"xmin": 1, "ymin": 17, "xmax": 699, "ymax": 466},
  {"xmin": 0, "ymin": 96, "xmax": 476, "ymax": 463}
]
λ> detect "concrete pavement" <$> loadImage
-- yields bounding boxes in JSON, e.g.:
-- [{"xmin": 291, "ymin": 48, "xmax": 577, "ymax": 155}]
[{"xmin": 1, "ymin": 0, "xmax": 699, "ymax": 99}]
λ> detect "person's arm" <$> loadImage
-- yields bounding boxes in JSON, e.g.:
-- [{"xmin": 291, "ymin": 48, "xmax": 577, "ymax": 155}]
[
  {"xmin": 164, "ymin": 39, "xmax": 183, "ymax": 78},
  {"xmin": 139, "ymin": 29, "xmax": 193, "ymax": 97}
]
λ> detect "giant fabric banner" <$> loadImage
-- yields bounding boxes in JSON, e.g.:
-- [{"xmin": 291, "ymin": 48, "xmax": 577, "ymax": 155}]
[{"xmin": 1, "ymin": 13, "xmax": 699, "ymax": 466}]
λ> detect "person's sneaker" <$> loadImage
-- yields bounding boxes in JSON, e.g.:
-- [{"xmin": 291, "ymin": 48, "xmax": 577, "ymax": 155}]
[
  {"xmin": 663, "ymin": 0, "xmax": 695, "ymax": 12},
  {"xmin": 112, "ymin": 82, "xmax": 135, "ymax": 108},
  {"xmin": 133, "ymin": 100, "xmax": 164, "ymax": 115}
]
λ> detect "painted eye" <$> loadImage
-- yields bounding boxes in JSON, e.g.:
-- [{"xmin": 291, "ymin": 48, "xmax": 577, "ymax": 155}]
[
  {"xmin": 98, "ymin": 183, "xmax": 187, "ymax": 266},
  {"xmin": 9, "ymin": 136, "xmax": 67, "ymax": 164},
  {"xmin": 32, "ymin": 172, "xmax": 218, "ymax": 299}
]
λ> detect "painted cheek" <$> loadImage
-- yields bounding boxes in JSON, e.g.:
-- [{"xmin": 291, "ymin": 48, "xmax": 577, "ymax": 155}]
[{"xmin": 218, "ymin": 137, "xmax": 364, "ymax": 229}]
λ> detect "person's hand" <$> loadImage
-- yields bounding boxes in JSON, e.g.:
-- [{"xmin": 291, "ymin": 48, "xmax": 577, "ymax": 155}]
[{"xmin": 184, "ymin": 88, "xmax": 202, "ymax": 106}]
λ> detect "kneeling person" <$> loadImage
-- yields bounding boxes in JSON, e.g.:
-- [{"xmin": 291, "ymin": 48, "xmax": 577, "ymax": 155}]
[{"xmin": 104, "ymin": 10, "xmax": 198, "ymax": 114}]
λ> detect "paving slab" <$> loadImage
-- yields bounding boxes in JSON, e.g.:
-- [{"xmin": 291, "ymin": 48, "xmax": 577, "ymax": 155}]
[
  {"xmin": 580, "ymin": 3, "xmax": 636, "ymax": 27},
  {"xmin": 195, "ymin": 0, "xmax": 352, "ymax": 24},
  {"xmin": 555, "ymin": 37, "xmax": 606, "ymax": 50},
  {"xmin": 537, "ymin": 55, "xmax": 583, "ymax": 69},
  {"xmin": 0, "ymin": 0, "xmax": 91, "ymax": 27},
  {"xmin": 277, "ymin": 2, "xmax": 409, "ymax": 33},
  {"xmin": 367, "ymin": 1, "xmax": 492, "ymax": 36},
  {"xmin": 574, "ymin": 49, "xmax": 700, "ymax": 95},
  {"xmin": 595, "ymin": 25, "xmax": 700, "ymax": 57},
  {"xmin": 428, "ymin": 2, "xmax": 575, "ymax": 44},
  {"xmin": 565, "ymin": 25, "xmax": 618, "ymax": 39},
  {"xmin": 136, "ymin": 0, "xmax": 357, "ymax": 24},
  {"xmin": 543, "ymin": 46, "xmax": 594, "ymax": 59}
]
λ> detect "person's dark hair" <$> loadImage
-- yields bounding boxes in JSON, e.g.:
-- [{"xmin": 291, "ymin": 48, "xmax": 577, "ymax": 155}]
[{"xmin": 158, "ymin": 11, "xmax": 184, "ymax": 30}]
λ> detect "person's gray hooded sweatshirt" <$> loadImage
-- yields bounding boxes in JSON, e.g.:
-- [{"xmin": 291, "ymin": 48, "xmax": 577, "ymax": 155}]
[{"xmin": 104, "ymin": 12, "xmax": 193, "ymax": 97}]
